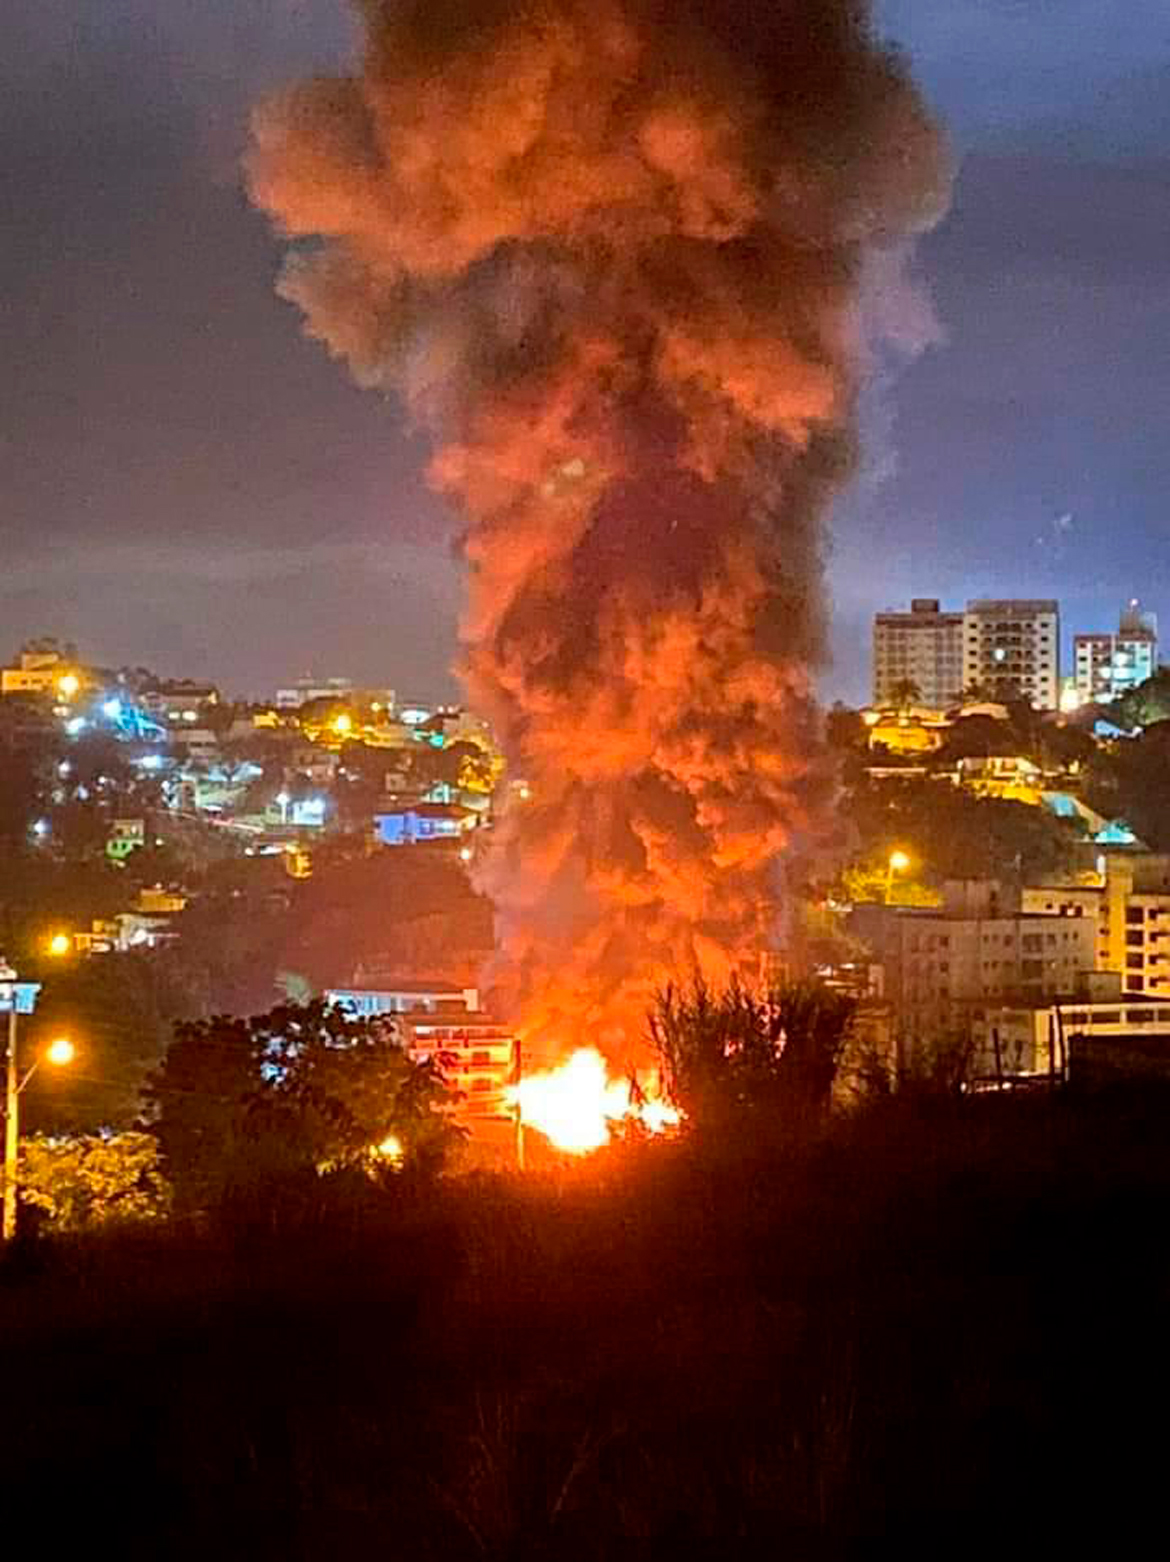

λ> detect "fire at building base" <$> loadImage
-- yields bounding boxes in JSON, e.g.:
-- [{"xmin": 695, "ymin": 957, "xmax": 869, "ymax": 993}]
[{"xmin": 326, "ymin": 980, "xmax": 678, "ymax": 1163}]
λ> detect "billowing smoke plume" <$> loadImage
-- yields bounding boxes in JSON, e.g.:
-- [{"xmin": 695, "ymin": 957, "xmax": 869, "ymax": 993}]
[{"xmin": 247, "ymin": 0, "xmax": 948, "ymax": 1058}]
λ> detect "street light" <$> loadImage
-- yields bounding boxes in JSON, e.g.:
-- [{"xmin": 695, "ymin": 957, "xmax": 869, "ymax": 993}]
[
  {"xmin": 46, "ymin": 932, "xmax": 72, "ymax": 958},
  {"xmin": 1, "ymin": 962, "xmax": 74, "ymax": 1242},
  {"xmin": 885, "ymin": 849, "xmax": 911, "ymax": 905},
  {"xmin": 372, "ymin": 1133, "xmax": 403, "ymax": 1164}
]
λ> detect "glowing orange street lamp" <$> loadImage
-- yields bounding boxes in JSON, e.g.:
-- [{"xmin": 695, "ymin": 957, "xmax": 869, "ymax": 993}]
[
  {"xmin": 885, "ymin": 848, "xmax": 912, "ymax": 904},
  {"xmin": 372, "ymin": 1132, "xmax": 404, "ymax": 1165},
  {"xmin": 46, "ymin": 932, "xmax": 72, "ymax": 958},
  {"xmin": 46, "ymin": 1037, "xmax": 76, "ymax": 1067}
]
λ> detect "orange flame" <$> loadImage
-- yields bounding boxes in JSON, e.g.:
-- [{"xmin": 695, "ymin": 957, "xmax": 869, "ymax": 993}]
[{"xmin": 505, "ymin": 1046, "xmax": 679, "ymax": 1155}]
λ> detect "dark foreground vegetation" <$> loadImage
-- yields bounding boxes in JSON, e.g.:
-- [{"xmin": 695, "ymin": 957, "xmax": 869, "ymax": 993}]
[{"xmin": 4, "ymin": 1086, "xmax": 1170, "ymax": 1557}]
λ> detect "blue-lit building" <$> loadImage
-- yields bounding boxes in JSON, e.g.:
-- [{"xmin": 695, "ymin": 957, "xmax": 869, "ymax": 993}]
[
  {"xmin": 373, "ymin": 801, "xmax": 472, "ymax": 846},
  {"xmin": 1074, "ymin": 603, "xmax": 1158, "ymax": 706}
]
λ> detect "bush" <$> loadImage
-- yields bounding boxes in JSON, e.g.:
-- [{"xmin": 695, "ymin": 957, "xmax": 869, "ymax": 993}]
[
  {"xmin": 4, "ymin": 1090, "xmax": 1170, "ymax": 1551},
  {"xmin": 650, "ymin": 976, "xmax": 857, "ymax": 1140},
  {"xmin": 19, "ymin": 1130, "xmax": 171, "ymax": 1230}
]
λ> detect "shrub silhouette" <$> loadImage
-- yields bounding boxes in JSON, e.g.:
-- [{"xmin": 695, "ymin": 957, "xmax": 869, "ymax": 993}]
[{"xmin": 651, "ymin": 975, "xmax": 857, "ymax": 1139}]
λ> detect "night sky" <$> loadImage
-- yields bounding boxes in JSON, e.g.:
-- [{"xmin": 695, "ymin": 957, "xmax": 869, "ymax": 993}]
[{"xmin": 4, "ymin": 1, "xmax": 1168, "ymax": 704}]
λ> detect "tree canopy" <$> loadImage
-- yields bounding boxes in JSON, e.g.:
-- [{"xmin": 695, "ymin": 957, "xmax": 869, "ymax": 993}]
[
  {"xmin": 844, "ymin": 776, "xmax": 1083, "ymax": 885},
  {"xmin": 1111, "ymin": 668, "xmax": 1170, "ymax": 731},
  {"xmin": 145, "ymin": 1001, "xmax": 462, "ymax": 1212},
  {"xmin": 20, "ymin": 1131, "xmax": 170, "ymax": 1231},
  {"xmin": 1085, "ymin": 721, "xmax": 1170, "ymax": 850}
]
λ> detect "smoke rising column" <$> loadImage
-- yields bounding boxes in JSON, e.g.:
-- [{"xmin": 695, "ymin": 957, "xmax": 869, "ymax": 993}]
[{"xmin": 247, "ymin": 0, "xmax": 948, "ymax": 1058}]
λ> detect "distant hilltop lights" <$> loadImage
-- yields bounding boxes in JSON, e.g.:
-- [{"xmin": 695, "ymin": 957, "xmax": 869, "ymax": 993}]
[{"xmin": 0, "ymin": 633, "xmax": 504, "ymax": 895}]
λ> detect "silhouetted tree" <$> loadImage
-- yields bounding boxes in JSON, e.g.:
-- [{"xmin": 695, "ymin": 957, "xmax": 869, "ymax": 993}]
[
  {"xmin": 887, "ymin": 678, "xmax": 922, "ymax": 712},
  {"xmin": 650, "ymin": 977, "xmax": 856, "ymax": 1139},
  {"xmin": 1111, "ymin": 668, "xmax": 1170, "ymax": 731},
  {"xmin": 0, "ymin": 740, "xmax": 40, "ymax": 855},
  {"xmin": 847, "ymin": 776, "xmax": 1082, "ymax": 883},
  {"xmin": 23, "ymin": 952, "xmax": 184, "ymax": 1134},
  {"xmin": 1085, "ymin": 720, "xmax": 1170, "ymax": 850},
  {"xmin": 146, "ymin": 1001, "xmax": 462, "ymax": 1212},
  {"xmin": 825, "ymin": 702, "xmax": 864, "ymax": 751}
]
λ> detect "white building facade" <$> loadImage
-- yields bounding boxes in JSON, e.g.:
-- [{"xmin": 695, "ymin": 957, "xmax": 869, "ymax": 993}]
[
  {"xmin": 1073, "ymin": 602, "xmax": 1157, "ymax": 704},
  {"xmin": 962, "ymin": 599, "xmax": 1060, "ymax": 709}
]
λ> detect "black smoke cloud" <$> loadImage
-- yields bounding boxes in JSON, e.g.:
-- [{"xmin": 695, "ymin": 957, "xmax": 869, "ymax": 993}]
[{"xmin": 248, "ymin": 0, "xmax": 949, "ymax": 1054}]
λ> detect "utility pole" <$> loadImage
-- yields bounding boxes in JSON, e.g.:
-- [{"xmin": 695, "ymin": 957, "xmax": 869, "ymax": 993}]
[
  {"xmin": 513, "ymin": 1032, "xmax": 525, "ymax": 1172},
  {"xmin": 3, "ymin": 1006, "xmax": 18, "ymax": 1243},
  {"xmin": 1, "ymin": 965, "xmax": 47, "ymax": 1243}
]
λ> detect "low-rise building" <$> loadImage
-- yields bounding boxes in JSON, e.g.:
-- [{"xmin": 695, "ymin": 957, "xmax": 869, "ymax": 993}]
[
  {"xmin": 325, "ymin": 983, "xmax": 516, "ymax": 1122},
  {"xmin": 1022, "ymin": 854, "xmax": 1170, "ymax": 999},
  {"xmin": 970, "ymin": 989, "xmax": 1170, "ymax": 1087},
  {"xmin": 1, "ymin": 639, "xmax": 86, "ymax": 699},
  {"xmin": 140, "ymin": 680, "xmax": 221, "ymax": 724},
  {"xmin": 106, "ymin": 818, "xmax": 146, "ymax": 862},
  {"xmin": 264, "ymin": 792, "xmax": 329, "ymax": 830},
  {"xmin": 175, "ymin": 728, "xmax": 221, "ymax": 763},
  {"xmin": 291, "ymin": 745, "xmax": 340, "ymax": 788},
  {"xmin": 855, "ymin": 880, "xmax": 1098, "ymax": 1074},
  {"xmin": 406, "ymin": 1012, "xmax": 516, "ymax": 1120},
  {"xmin": 114, "ymin": 911, "xmax": 179, "ymax": 951},
  {"xmin": 862, "ymin": 706, "xmax": 951, "ymax": 756},
  {"xmin": 326, "ymin": 982, "xmax": 481, "ymax": 1018},
  {"xmin": 275, "ymin": 675, "xmax": 355, "ymax": 709},
  {"xmin": 74, "ymin": 919, "xmax": 119, "ymax": 955},
  {"xmin": 956, "ymin": 754, "xmax": 1044, "ymax": 802},
  {"xmin": 137, "ymin": 886, "xmax": 187, "ymax": 916},
  {"xmin": 1066, "ymin": 997, "xmax": 1170, "ymax": 1086},
  {"xmin": 373, "ymin": 802, "xmax": 476, "ymax": 846}
]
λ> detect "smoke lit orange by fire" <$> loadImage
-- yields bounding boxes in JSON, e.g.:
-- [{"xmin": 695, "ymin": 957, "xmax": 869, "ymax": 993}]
[
  {"xmin": 505, "ymin": 1047, "xmax": 679, "ymax": 1155},
  {"xmin": 248, "ymin": 0, "xmax": 949, "ymax": 1063}
]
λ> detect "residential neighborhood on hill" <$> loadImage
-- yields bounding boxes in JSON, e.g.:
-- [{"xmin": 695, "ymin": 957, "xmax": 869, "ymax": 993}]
[{"xmin": 4, "ymin": 598, "xmax": 1170, "ymax": 1142}]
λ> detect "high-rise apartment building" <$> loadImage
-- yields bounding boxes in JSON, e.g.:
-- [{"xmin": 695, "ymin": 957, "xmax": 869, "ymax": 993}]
[
  {"xmin": 962, "ymin": 599, "xmax": 1060, "ymax": 709},
  {"xmin": 871, "ymin": 598, "xmax": 964, "ymax": 710},
  {"xmin": 1073, "ymin": 601, "xmax": 1157, "ymax": 704}
]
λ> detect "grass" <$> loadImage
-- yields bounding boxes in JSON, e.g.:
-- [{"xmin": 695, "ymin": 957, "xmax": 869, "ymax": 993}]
[{"xmin": 3, "ymin": 1086, "xmax": 1170, "ymax": 1555}]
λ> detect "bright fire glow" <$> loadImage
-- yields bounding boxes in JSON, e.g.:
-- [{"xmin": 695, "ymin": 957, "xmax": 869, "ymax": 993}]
[
  {"xmin": 373, "ymin": 1133, "xmax": 404, "ymax": 1164},
  {"xmin": 505, "ymin": 1047, "xmax": 680, "ymax": 1155}
]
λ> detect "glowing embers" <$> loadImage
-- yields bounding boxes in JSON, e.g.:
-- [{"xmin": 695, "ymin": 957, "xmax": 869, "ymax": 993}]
[{"xmin": 506, "ymin": 1046, "xmax": 679, "ymax": 1155}]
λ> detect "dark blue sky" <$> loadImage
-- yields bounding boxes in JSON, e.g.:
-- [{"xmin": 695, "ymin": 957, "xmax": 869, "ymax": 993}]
[{"xmin": 3, "ymin": 1, "xmax": 1167, "ymax": 702}]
